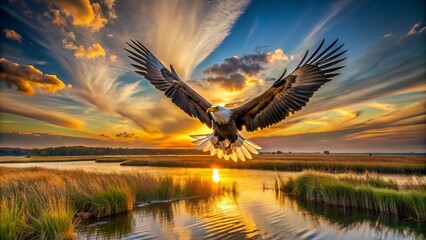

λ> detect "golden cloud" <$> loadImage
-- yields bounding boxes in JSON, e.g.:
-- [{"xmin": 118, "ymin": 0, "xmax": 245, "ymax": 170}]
[
  {"xmin": 75, "ymin": 43, "xmax": 106, "ymax": 58},
  {"xmin": 52, "ymin": 0, "xmax": 93, "ymax": 25},
  {"xmin": 0, "ymin": 58, "xmax": 70, "ymax": 95},
  {"xmin": 51, "ymin": 0, "xmax": 108, "ymax": 32},
  {"xmin": 62, "ymin": 39, "xmax": 106, "ymax": 59},
  {"xmin": 3, "ymin": 29, "xmax": 22, "ymax": 42},
  {"xmin": 89, "ymin": 3, "xmax": 108, "ymax": 32},
  {"xmin": 267, "ymin": 49, "xmax": 290, "ymax": 62}
]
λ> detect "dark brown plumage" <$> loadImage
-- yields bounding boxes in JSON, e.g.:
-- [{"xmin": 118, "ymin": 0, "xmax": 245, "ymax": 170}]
[
  {"xmin": 124, "ymin": 40, "xmax": 213, "ymax": 128},
  {"xmin": 232, "ymin": 39, "xmax": 346, "ymax": 132}
]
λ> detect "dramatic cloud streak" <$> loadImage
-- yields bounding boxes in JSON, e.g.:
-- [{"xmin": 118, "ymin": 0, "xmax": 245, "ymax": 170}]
[
  {"xmin": 0, "ymin": 99, "xmax": 83, "ymax": 129},
  {"xmin": 125, "ymin": 0, "xmax": 250, "ymax": 79}
]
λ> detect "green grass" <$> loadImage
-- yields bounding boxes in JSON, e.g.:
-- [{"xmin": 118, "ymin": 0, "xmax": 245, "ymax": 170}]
[
  {"xmin": 275, "ymin": 172, "xmax": 426, "ymax": 220},
  {"xmin": 0, "ymin": 167, "xmax": 235, "ymax": 239},
  {"xmin": 84, "ymin": 187, "xmax": 135, "ymax": 218},
  {"xmin": 0, "ymin": 197, "xmax": 29, "ymax": 240},
  {"xmin": 31, "ymin": 197, "xmax": 75, "ymax": 240}
]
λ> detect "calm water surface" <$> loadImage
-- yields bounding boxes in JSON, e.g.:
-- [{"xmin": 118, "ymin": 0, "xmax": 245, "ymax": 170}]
[{"xmin": 2, "ymin": 161, "xmax": 425, "ymax": 240}]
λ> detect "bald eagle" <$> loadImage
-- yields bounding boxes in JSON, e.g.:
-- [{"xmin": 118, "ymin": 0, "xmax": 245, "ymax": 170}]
[{"xmin": 125, "ymin": 39, "xmax": 346, "ymax": 161}]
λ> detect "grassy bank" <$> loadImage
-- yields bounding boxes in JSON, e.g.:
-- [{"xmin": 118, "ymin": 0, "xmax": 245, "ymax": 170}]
[
  {"xmin": 274, "ymin": 172, "xmax": 426, "ymax": 220},
  {"xmin": 0, "ymin": 167, "xmax": 234, "ymax": 239},
  {"xmin": 275, "ymin": 193, "xmax": 426, "ymax": 238},
  {"xmin": 120, "ymin": 154, "xmax": 426, "ymax": 174}
]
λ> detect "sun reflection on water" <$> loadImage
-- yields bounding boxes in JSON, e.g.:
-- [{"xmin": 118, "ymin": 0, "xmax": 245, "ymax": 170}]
[{"xmin": 213, "ymin": 168, "xmax": 220, "ymax": 182}]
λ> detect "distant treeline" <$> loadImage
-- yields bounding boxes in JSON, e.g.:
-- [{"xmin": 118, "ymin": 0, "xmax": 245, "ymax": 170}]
[
  {"xmin": 0, "ymin": 146, "xmax": 201, "ymax": 156},
  {"xmin": 0, "ymin": 147, "xmax": 423, "ymax": 156}
]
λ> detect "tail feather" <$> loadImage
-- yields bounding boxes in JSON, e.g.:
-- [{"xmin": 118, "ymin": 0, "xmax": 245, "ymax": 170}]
[{"xmin": 190, "ymin": 133, "xmax": 261, "ymax": 162}]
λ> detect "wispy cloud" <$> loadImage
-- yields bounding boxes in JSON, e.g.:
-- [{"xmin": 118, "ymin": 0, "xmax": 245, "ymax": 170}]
[
  {"xmin": 298, "ymin": 0, "xmax": 350, "ymax": 50},
  {"xmin": 0, "ymin": 132, "xmax": 155, "ymax": 148},
  {"xmin": 121, "ymin": 0, "xmax": 250, "ymax": 79}
]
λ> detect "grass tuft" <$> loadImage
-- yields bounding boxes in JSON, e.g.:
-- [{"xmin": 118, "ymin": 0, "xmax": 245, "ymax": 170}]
[
  {"xmin": 31, "ymin": 197, "xmax": 75, "ymax": 240},
  {"xmin": 88, "ymin": 187, "xmax": 135, "ymax": 217},
  {"xmin": 275, "ymin": 172, "xmax": 426, "ymax": 219},
  {"xmin": 0, "ymin": 197, "xmax": 29, "ymax": 240}
]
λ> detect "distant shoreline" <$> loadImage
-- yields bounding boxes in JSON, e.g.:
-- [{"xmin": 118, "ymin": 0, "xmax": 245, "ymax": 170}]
[{"xmin": 1, "ymin": 154, "xmax": 425, "ymax": 174}]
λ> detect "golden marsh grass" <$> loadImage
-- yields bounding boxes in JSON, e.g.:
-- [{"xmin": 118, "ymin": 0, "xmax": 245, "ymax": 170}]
[{"xmin": 0, "ymin": 167, "xmax": 234, "ymax": 239}]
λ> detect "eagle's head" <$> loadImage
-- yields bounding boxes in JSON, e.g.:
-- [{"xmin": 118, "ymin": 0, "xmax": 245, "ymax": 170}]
[{"xmin": 207, "ymin": 105, "xmax": 232, "ymax": 124}]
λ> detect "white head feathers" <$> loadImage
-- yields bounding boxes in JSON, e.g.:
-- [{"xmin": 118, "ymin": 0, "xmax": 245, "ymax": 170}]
[{"xmin": 210, "ymin": 106, "xmax": 232, "ymax": 124}]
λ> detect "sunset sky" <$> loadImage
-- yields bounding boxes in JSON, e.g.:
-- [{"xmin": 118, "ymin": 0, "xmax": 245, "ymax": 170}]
[{"xmin": 0, "ymin": 0, "xmax": 425, "ymax": 152}]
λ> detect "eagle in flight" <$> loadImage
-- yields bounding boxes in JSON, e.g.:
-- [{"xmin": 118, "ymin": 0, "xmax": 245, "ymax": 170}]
[{"xmin": 125, "ymin": 39, "xmax": 346, "ymax": 162}]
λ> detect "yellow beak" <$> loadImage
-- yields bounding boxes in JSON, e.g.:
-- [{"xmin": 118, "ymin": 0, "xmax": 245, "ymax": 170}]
[{"xmin": 206, "ymin": 107, "xmax": 218, "ymax": 113}]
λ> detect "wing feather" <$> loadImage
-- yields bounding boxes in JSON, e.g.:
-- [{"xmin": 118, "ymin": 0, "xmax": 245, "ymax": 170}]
[
  {"xmin": 126, "ymin": 40, "xmax": 213, "ymax": 128},
  {"xmin": 232, "ymin": 39, "xmax": 347, "ymax": 132}
]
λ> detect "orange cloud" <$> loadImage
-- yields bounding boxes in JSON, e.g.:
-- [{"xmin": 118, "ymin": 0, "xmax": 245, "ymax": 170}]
[
  {"xmin": 51, "ymin": 0, "xmax": 108, "ymax": 32},
  {"xmin": 3, "ymin": 29, "xmax": 22, "ymax": 42},
  {"xmin": 0, "ymin": 58, "xmax": 70, "ymax": 95},
  {"xmin": 75, "ymin": 43, "xmax": 106, "ymax": 58},
  {"xmin": 62, "ymin": 39, "xmax": 106, "ymax": 59}
]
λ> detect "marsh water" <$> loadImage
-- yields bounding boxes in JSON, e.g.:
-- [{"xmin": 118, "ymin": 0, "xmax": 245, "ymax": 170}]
[{"xmin": 2, "ymin": 161, "xmax": 425, "ymax": 240}]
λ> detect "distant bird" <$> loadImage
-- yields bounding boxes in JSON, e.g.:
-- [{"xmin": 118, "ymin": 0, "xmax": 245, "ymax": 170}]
[{"xmin": 125, "ymin": 39, "xmax": 346, "ymax": 161}]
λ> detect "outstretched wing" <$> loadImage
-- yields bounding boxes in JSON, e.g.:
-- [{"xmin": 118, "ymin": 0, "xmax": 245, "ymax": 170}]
[
  {"xmin": 232, "ymin": 39, "xmax": 347, "ymax": 132},
  {"xmin": 125, "ymin": 40, "xmax": 213, "ymax": 128}
]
